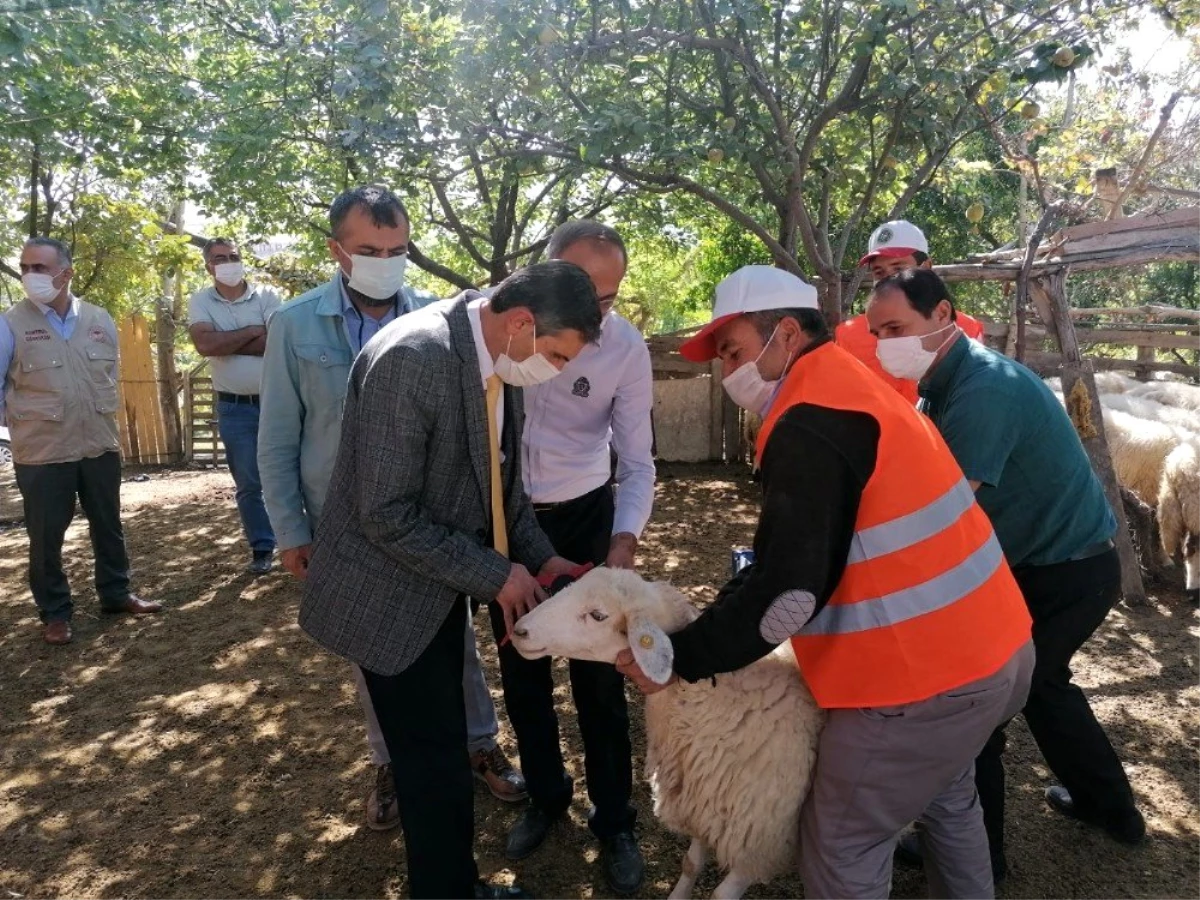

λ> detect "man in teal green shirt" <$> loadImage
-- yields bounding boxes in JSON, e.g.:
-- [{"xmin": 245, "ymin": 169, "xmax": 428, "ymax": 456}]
[{"xmin": 867, "ymin": 268, "xmax": 1143, "ymax": 881}]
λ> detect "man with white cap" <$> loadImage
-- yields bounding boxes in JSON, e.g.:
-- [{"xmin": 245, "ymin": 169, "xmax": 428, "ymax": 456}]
[
  {"xmin": 837, "ymin": 219, "xmax": 985, "ymax": 404},
  {"xmin": 615, "ymin": 264, "xmax": 1035, "ymax": 899}
]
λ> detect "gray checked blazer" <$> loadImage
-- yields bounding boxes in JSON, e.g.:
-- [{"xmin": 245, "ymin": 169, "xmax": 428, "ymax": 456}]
[{"xmin": 298, "ymin": 293, "xmax": 556, "ymax": 676}]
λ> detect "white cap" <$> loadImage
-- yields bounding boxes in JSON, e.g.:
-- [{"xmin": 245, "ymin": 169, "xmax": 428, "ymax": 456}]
[
  {"xmin": 679, "ymin": 265, "xmax": 819, "ymax": 362},
  {"xmin": 859, "ymin": 220, "xmax": 929, "ymax": 266}
]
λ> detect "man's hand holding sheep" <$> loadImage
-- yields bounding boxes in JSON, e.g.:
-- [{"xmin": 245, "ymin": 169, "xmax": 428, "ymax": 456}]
[{"xmin": 615, "ymin": 647, "xmax": 677, "ymax": 694}]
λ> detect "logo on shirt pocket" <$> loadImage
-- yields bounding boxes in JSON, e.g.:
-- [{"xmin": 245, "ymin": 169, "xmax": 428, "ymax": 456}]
[
  {"xmin": 89, "ymin": 326, "xmax": 109, "ymax": 343},
  {"xmin": 572, "ymin": 376, "xmax": 591, "ymax": 398}
]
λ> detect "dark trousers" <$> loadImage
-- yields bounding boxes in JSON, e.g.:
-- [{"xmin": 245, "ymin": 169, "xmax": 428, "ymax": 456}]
[
  {"xmin": 976, "ymin": 548, "xmax": 1135, "ymax": 862},
  {"xmin": 361, "ymin": 599, "xmax": 478, "ymax": 899},
  {"xmin": 489, "ymin": 485, "xmax": 636, "ymax": 839},
  {"xmin": 14, "ymin": 451, "xmax": 131, "ymax": 623}
]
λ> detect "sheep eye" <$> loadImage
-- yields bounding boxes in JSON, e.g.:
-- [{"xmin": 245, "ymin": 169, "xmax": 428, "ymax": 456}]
[{"xmin": 588, "ymin": 609, "xmax": 609, "ymax": 622}]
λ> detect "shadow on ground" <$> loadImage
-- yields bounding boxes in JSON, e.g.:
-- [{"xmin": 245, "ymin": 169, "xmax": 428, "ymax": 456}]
[{"xmin": 0, "ymin": 464, "xmax": 1196, "ymax": 899}]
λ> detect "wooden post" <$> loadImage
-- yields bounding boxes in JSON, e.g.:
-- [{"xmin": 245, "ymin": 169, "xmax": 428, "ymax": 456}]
[
  {"xmin": 1038, "ymin": 269, "xmax": 1148, "ymax": 606},
  {"xmin": 1134, "ymin": 345, "xmax": 1155, "ymax": 382},
  {"xmin": 722, "ymin": 394, "xmax": 740, "ymax": 465},
  {"xmin": 183, "ymin": 371, "xmax": 194, "ymax": 462},
  {"xmin": 709, "ymin": 360, "xmax": 725, "ymax": 462}
]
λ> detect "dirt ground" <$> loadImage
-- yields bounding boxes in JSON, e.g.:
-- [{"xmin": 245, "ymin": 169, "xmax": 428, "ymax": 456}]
[{"xmin": 0, "ymin": 462, "xmax": 1196, "ymax": 899}]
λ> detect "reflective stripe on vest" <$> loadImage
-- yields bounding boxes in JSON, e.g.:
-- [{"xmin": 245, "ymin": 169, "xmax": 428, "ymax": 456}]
[
  {"xmin": 847, "ymin": 477, "xmax": 976, "ymax": 564},
  {"xmin": 803, "ymin": 531, "xmax": 1003, "ymax": 636}
]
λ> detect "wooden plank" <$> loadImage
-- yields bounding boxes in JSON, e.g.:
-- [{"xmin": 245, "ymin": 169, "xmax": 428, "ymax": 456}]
[
  {"xmin": 722, "ymin": 394, "xmax": 740, "ymax": 465},
  {"xmin": 1022, "ymin": 351, "xmax": 1199, "ymax": 378},
  {"xmin": 1069, "ymin": 305, "xmax": 1200, "ymax": 322},
  {"xmin": 652, "ymin": 357, "xmax": 710, "ymax": 376},
  {"xmin": 709, "ymin": 362, "xmax": 724, "ymax": 462},
  {"xmin": 1076, "ymin": 329, "xmax": 1199, "ymax": 351},
  {"xmin": 1052, "ymin": 206, "xmax": 1197, "ymax": 243}
]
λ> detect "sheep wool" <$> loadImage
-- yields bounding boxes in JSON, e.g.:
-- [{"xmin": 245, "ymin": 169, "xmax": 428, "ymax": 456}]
[
  {"xmin": 510, "ymin": 567, "xmax": 825, "ymax": 897},
  {"xmin": 1158, "ymin": 441, "xmax": 1200, "ymax": 595},
  {"xmin": 644, "ymin": 638, "xmax": 822, "ymax": 885},
  {"xmin": 1128, "ymin": 380, "xmax": 1200, "ymax": 413},
  {"xmin": 1100, "ymin": 392, "xmax": 1200, "ymax": 437},
  {"xmin": 1100, "ymin": 408, "xmax": 1194, "ymax": 506}
]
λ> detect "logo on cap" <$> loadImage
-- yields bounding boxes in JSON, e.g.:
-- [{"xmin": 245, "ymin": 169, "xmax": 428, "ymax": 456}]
[{"xmin": 877, "ymin": 227, "xmax": 893, "ymax": 245}]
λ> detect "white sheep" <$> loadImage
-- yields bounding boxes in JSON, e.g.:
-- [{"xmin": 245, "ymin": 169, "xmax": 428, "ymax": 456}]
[
  {"xmin": 1158, "ymin": 441, "xmax": 1200, "ymax": 599},
  {"xmin": 1098, "ymin": 392, "xmax": 1200, "ymax": 437},
  {"xmin": 511, "ymin": 567, "xmax": 824, "ymax": 900},
  {"xmin": 1043, "ymin": 371, "xmax": 1139, "ymax": 396},
  {"xmin": 1127, "ymin": 380, "xmax": 1200, "ymax": 412},
  {"xmin": 1100, "ymin": 408, "xmax": 1192, "ymax": 506}
]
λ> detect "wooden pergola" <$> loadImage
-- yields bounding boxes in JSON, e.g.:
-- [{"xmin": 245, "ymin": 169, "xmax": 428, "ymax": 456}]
[{"xmin": 933, "ymin": 205, "xmax": 1199, "ymax": 606}]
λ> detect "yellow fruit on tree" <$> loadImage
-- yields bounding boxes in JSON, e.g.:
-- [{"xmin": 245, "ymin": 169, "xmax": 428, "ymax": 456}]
[
  {"xmin": 1020, "ymin": 101, "xmax": 1041, "ymax": 120},
  {"xmin": 721, "ymin": 116, "xmax": 737, "ymax": 132},
  {"xmin": 1052, "ymin": 46, "xmax": 1076, "ymax": 67},
  {"xmin": 883, "ymin": 155, "xmax": 899, "ymax": 169},
  {"xmin": 707, "ymin": 147, "xmax": 724, "ymax": 164},
  {"xmin": 966, "ymin": 202, "xmax": 985, "ymax": 223},
  {"xmin": 538, "ymin": 24, "xmax": 560, "ymax": 45}
]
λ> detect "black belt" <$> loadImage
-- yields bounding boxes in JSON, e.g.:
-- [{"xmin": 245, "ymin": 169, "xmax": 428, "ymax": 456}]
[
  {"xmin": 1067, "ymin": 539, "xmax": 1114, "ymax": 562},
  {"xmin": 217, "ymin": 392, "xmax": 260, "ymax": 405},
  {"xmin": 532, "ymin": 483, "xmax": 609, "ymax": 513}
]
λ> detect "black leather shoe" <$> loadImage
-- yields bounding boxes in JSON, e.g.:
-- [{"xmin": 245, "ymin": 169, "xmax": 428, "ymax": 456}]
[
  {"xmin": 894, "ymin": 831, "xmax": 922, "ymax": 869},
  {"xmin": 506, "ymin": 806, "xmax": 559, "ymax": 861},
  {"xmin": 600, "ymin": 831, "xmax": 645, "ymax": 896},
  {"xmin": 1045, "ymin": 785, "xmax": 1146, "ymax": 845},
  {"xmin": 474, "ymin": 881, "xmax": 532, "ymax": 899}
]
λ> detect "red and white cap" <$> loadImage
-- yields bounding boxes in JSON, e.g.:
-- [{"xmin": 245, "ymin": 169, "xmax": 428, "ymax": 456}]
[
  {"xmin": 679, "ymin": 265, "xmax": 819, "ymax": 363},
  {"xmin": 858, "ymin": 220, "xmax": 929, "ymax": 267}
]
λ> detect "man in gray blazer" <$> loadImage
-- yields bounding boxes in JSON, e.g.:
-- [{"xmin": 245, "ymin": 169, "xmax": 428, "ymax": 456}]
[{"xmin": 300, "ymin": 260, "xmax": 602, "ymax": 899}]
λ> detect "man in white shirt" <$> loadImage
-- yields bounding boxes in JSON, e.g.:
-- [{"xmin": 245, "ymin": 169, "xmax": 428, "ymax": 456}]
[
  {"xmin": 187, "ymin": 239, "xmax": 282, "ymax": 574},
  {"xmin": 495, "ymin": 220, "xmax": 655, "ymax": 894}
]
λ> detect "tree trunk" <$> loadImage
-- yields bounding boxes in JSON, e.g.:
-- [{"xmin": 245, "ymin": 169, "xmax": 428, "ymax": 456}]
[
  {"xmin": 1039, "ymin": 269, "xmax": 1147, "ymax": 606},
  {"xmin": 28, "ymin": 144, "xmax": 40, "ymax": 238},
  {"xmin": 157, "ymin": 199, "xmax": 185, "ymax": 462}
]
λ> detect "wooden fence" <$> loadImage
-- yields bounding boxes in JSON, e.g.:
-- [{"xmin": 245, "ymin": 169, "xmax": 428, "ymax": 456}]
[{"xmin": 116, "ymin": 313, "xmax": 180, "ymax": 465}]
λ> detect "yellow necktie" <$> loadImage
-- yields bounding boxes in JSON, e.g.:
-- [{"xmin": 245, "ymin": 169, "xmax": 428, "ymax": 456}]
[{"xmin": 485, "ymin": 374, "xmax": 508, "ymax": 557}]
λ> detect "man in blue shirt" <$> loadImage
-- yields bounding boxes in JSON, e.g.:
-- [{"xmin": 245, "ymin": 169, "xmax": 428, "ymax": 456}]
[
  {"xmin": 867, "ymin": 268, "xmax": 1144, "ymax": 880},
  {"xmin": 258, "ymin": 185, "xmax": 526, "ymax": 836}
]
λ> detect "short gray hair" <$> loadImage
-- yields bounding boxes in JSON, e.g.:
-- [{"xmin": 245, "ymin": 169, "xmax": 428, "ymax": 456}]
[
  {"xmin": 745, "ymin": 308, "xmax": 828, "ymax": 341},
  {"xmin": 24, "ymin": 236, "xmax": 72, "ymax": 268},
  {"xmin": 546, "ymin": 219, "xmax": 628, "ymax": 265}
]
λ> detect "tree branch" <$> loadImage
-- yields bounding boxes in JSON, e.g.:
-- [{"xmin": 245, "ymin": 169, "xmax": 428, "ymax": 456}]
[
  {"xmin": 1111, "ymin": 90, "xmax": 1182, "ymax": 219},
  {"xmin": 407, "ymin": 241, "xmax": 475, "ymax": 292}
]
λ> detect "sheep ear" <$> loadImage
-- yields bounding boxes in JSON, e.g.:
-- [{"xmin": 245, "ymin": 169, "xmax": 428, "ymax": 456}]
[{"xmin": 627, "ymin": 612, "xmax": 674, "ymax": 685}]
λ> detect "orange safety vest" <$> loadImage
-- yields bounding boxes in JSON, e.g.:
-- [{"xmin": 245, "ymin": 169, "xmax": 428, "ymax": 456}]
[
  {"xmin": 757, "ymin": 341, "xmax": 1031, "ymax": 709},
  {"xmin": 836, "ymin": 312, "xmax": 986, "ymax": 405}
]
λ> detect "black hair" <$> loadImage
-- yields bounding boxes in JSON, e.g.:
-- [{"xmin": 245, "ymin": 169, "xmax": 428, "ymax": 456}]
[
  {"xmin": 24, "ymin": 236, "xmax": 72, "ymax": 267},
  {"xmin": 202, "ymin": 236, "xmax": 237, "ymax": 261},
  {"xmin": 873, "ymin": 268, "xmax": 958, "ymax": 321},
  {"xmin": 546, "ymin": 219, "xmax": 628, "ymax": 266},
  {"xmin": 329, "ymin": 185, "xmax": 410, "ymax": 241},
  {"xmin": 911, "ymin": 251, "xmax": 930, "ymax": 265},
  {"xmin": 492, "ymin": 261, "xmax": 603, "ymax": 343},
  {"xmin": 745, "ymin": 307, "xmax": 830, "ymax": 342}
]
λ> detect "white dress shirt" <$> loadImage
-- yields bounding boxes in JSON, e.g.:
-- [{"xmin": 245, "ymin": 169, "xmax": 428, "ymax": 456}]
[
  {"xmin": 521, "ymin": 312, "xmax": 655, "ymax": 538},
  {"xmin": 467, "ymin": 297, "xmax": 502, "ymax": 438}
]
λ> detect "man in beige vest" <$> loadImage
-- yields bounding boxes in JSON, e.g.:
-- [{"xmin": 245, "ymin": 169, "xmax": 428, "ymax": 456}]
[{"xmin": 0, "ymin": 237, "xmax": 160, "ymax": 645}]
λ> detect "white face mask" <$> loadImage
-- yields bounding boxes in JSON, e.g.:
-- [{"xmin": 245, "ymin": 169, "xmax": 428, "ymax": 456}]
[
  {"xmin": 494, "ymin": 325, "xmax": 562, "ymax": 387},
  {"xmin": 876, "ymin": 322, "xmax": 956, "ymax": 381},
  {"xmin": 22, "ymin": 272, "xmax": 62, "ymax": 306},
  {"xmin": 340, "ymin": 245, "xmax": 407, "ymax": 301},
  {"xmin": 722, "ymin": 324, "xmax": 793, "ymax": 414},
  {"xmin": 213, "ymin": 261, "xmax": 245, "ymax": 287}
]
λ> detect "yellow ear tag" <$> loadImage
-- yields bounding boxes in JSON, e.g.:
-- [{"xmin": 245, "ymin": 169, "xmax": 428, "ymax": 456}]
[{"xmin": 639, "ymin": 634, "xmax": 654, "ymax": 649}]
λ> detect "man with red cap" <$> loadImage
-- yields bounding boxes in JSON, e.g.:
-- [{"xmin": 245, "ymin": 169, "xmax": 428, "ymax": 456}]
[
  {"xmin": 615, "ymin": 264, "xmax": 1034, "ymax": 899},
  {"xmin": 837, "ymin": 220, "xmax": 985, "ymax": 404}
]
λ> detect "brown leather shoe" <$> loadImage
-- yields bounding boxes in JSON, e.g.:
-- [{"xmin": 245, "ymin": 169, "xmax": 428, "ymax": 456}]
[
  {"xmin": 101, "ymin": 595, "xmax": 163, "ymax": 615},
  {"xmin": 43, "ymin": 620, "xmax": 73, "ymax": 645},
  {"xmin": 471, "ymin": 745, "xmax": 529, "ymax": 803},
  {"xmin": 365, "ymin": 763, "xmax": 401, "ymax": 831}
]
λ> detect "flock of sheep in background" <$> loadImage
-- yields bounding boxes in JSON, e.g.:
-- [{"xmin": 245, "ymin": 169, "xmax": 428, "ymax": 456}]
[{"xmin": 1044, "ymin": 372, "xmax": 1200, "ymax": 601}]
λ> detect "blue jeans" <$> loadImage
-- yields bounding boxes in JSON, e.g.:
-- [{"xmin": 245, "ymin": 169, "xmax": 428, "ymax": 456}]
[{"xmin": 216, "ymin": 399, "xmax": 275, "ymax": 553}]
